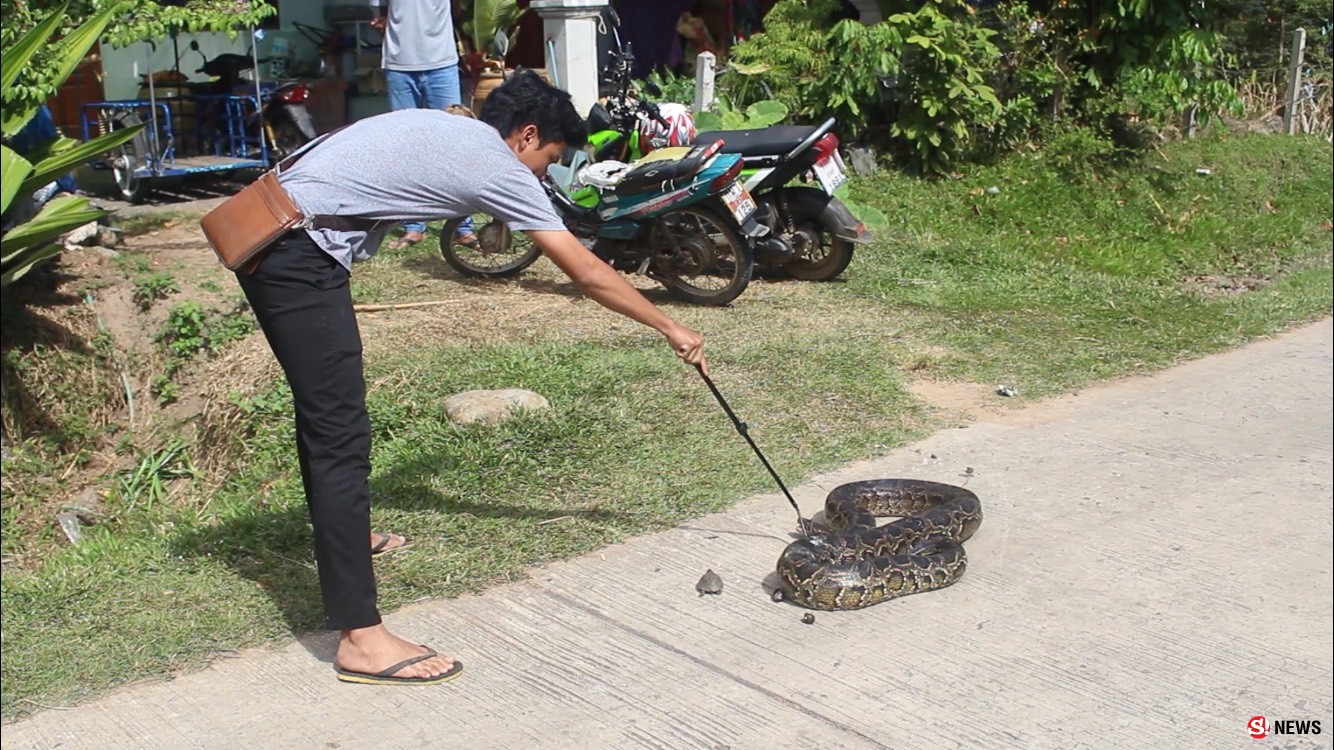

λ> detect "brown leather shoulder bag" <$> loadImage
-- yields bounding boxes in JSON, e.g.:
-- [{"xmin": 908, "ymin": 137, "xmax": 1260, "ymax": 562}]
[{"xmin": 200, "ymin": 127, "xmax": 382, "ymax": 273}]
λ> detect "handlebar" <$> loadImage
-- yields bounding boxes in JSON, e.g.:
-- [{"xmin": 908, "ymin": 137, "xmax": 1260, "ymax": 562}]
[{"xmin": 642, "ymin": 100, "xmax": 667, "ymax": 127}]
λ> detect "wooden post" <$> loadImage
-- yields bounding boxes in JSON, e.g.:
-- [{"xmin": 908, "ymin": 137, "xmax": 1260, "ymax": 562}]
[
  {"xmin": 1284, "ymin": 27, "xmax": 1307, "ymax": 136},
  {"xmin": 693, "ymin": 52, "xmax": 716, "ymax": 113}
]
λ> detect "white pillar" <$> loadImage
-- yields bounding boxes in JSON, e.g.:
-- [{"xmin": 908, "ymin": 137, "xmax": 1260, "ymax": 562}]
[
  {"xmin": 530, "ymin": 0, "xmax": 608, "ymax": 120},
  {"xmin": 693, "ymin": 52, "xmax": 716, "ymax": 113}
]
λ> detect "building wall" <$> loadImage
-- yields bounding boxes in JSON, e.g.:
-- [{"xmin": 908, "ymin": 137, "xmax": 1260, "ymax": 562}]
[{"xmin": 99, "ymin": 0, "xmax": 344, "ymax": 102}]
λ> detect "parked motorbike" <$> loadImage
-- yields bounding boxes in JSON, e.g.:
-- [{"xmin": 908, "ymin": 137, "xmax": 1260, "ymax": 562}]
[
  {"xmin": 189, "ymin": 41, "xmax": 317, "ymax": 161},
  {"xmin": 591, "ymin": 11, "xmax": 874, "ymax": 281},
  {"xmin": 440, "ymin": 137, "xmax": 765, "ymax": 306}
]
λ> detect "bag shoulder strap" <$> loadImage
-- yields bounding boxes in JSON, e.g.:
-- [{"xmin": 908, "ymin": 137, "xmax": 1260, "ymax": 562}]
[{"xmin": 271, "ymin": 125, "xmax": 385, "ymax": 233}]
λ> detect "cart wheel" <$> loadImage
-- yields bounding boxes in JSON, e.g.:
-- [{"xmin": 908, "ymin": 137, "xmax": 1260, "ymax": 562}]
[{"xmin": 107, "ymin": 112, "xmax": 152, "ymax": 203}]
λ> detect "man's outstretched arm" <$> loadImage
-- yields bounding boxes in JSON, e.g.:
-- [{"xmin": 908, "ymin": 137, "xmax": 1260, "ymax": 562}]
[{"xmin": 525, "ymin": 229, "xmax": 708, "ymax": 374}]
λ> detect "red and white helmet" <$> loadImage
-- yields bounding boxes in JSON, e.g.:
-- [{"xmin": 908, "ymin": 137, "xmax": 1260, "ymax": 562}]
[{"xmin": 636, "ymin": 102, "xmax": 697, "ymax": 153}]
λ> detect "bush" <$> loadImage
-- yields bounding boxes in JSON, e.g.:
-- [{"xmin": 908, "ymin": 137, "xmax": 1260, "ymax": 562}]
[
  {"xmin": 720, "ymin": 0, "xmax": 1246, "ymax": 171},
  {"xmin": 726, "ymin": 0, "xmax": 841, "ymax": 116},
  {"xmin": 727, "ymin": 0, "xmax": 1002, "ymax": 173}
]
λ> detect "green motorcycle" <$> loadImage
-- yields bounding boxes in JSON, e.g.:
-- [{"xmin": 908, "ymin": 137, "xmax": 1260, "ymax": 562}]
[{"xmin": 579, "ymin": 18, "xmax": 874, "ymax": 281}]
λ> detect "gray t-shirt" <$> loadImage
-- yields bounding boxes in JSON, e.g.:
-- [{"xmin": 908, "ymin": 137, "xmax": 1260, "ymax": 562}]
[
  {"xmin": 370, "ymin": 0, "xmax": 460, "ymax": 72},
  {"xmin": 277, "ymin": 109, "xmax": 567, "ymax": 270}
]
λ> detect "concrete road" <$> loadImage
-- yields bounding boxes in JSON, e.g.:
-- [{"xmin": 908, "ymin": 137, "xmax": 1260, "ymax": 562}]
[{"xmin": 6, "ymin": 319, "xmax": 1331, "ymax": 750}]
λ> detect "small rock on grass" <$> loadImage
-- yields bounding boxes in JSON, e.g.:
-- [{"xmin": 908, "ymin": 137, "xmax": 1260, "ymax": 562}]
[
  {"xmin": 443, "ymin": 388, "xmax": 551, "ymax": 425},
  {"xmin": 96, "ymin": 226, "xmax": 122, "ymax": 248},
  {"xmin": 56, "ymin": 512, "xmax": 83, "ymax": 544}
]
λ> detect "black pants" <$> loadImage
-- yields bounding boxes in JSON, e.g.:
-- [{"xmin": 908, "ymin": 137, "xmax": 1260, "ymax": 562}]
[{"xmin": 235, "ymin": 230, "xmax": 380, "ymax": 631}]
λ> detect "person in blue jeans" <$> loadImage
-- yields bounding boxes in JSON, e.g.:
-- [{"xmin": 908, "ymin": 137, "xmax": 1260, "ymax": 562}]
[{"xmin": 371, "ymin": 0, "xmax": 477, "ymax": 251}]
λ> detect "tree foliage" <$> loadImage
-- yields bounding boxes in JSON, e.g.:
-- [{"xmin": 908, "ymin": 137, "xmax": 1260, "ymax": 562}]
[
  {"xmin": 2, "ymin": 2, "xmax": 151, "ymax": 287},
  {"xmin": 1215, "ymin": 0, "xmax": 1332, "ymax": 70},
  {"xmin": 723, "ymin": 0, "xmax": 1278, "ymax": 172}
]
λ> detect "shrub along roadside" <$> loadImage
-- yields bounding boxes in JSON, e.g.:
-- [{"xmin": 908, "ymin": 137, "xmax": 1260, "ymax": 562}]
[{"xmin": 716, "ymin": 0, "xmax": 1326, "ymax": 173}]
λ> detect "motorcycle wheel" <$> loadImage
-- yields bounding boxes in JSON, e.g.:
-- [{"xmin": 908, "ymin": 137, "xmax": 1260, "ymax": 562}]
[
  {"xmin": 106, "ymin": 112, "xmax": 152, "ymax": 204},
  {"xmin": 651, "ymin": 204, "xmax": 754, "ymax": 306},
  {"xmin": 773, "ymin": 187, "xmax": 856, "ymax": 281},
  {"xmin": 439, "ymin": 212, "xmax": 542, "ymax": 278}
]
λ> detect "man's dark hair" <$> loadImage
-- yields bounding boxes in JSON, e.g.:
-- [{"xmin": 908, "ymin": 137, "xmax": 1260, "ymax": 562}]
[{"xmin": 479, "ymin": 69, "xmax": 588, "ymax": 149}]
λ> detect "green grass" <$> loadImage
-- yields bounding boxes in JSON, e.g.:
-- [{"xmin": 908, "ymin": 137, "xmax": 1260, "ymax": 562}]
[
  {"xmin": 840, "ymin": 130, "xmax": 1333, "ymax": 394},
  {"xmin": 2, "ymin": 130, "xmax": 1330, "ymax": 717}
]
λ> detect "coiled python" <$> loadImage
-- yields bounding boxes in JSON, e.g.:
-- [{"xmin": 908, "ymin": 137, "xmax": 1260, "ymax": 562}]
[{"xmin": 775, "ymin": 479, "xmax": 983, "ymax": 611}]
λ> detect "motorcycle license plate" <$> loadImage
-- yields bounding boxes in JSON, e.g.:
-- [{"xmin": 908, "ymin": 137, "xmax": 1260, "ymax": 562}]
[
  {"xmin": 722, "ymin": 181, "xmax": 757, "ymax": 224},
  {"xmin": 813, "ymin": 152, "xmax": 848, "ymax": 195}
]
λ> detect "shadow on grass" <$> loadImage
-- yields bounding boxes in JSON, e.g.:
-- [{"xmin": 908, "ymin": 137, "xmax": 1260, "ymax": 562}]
[
  {"xmin": 395, "ymin": 244, "xmax": 738, "ymax": 309},
  {"xmin": 168, "ymin": 451, "xmax": 642, "ymax": 662},
  {"xmin": 1, "ymin": 272, "xmax": 119, "ymax": 449}
]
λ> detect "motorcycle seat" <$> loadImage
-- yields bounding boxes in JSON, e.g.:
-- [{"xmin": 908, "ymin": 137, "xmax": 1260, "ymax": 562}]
[
  {"xmin": 612, "ymin": 142, "xmax": 716, "ymax": 196},
  {"xmin": 692, "ymin": 125, "xmax": 821, "ymax": 157}
]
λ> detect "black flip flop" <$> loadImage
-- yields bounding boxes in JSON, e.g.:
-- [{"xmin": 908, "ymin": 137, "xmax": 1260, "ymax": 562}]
[
  {"xmin": 334, "ymin": 647, "xmax": 463, "ymax": 686},
  {"xmin": 370, "ymin": 532, "xmax": 410, "ymax": 556}
]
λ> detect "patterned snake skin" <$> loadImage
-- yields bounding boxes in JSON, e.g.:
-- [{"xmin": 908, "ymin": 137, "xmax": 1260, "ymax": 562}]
[{"xmin": 775, "ymin": 479, "xmax": 983, "ymax": 610}]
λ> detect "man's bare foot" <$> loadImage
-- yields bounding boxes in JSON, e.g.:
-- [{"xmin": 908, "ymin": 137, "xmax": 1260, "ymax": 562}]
[
  {"xmin": 370, "ymin": 531, "xmax": 408, "ymax": 555},
  {"xmin": 335, "ymin": 624, "xmax": 456, "ymax": 679}
]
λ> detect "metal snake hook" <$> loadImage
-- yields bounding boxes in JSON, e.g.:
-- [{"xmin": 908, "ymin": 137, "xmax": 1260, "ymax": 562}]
[{"xmin": 694, "ymin": 364, "xmax": 811, "ymax": 535}]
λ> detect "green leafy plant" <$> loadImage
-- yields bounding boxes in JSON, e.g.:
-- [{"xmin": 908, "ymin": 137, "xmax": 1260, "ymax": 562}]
[
  {"xmin": 726, "ymin": 0, "xmax": 841, "ymax": 114},
  {"xmin": 980, "ymin": 0, "xmax": 1240, "ymax": 127},
  {"xmin": 114, "ymin": 252, "xmax": 153, "ymax": 275},
  {"xmin": 208, "ymin": 305, "xmax": 255, "ymax": 350},
  {"xmin": 460, "ymin": 0, "xmax": 525, "ymax": 56},
  {"xmin": 977, "ymin": 2, "xmax": 1067, "ymax": 153},
  {"xmin": 132, "ymin": 271, "xmax": 179, "ymax": 310},
  {"xmin": 642, "ymin": 68, "xmax": 697, "ymax": 108},
  {"xmin": 1, "ymin": 2, "xmax": 148, "ymax": 288},
  {"xmin": 227, "ymin": 387, "xmax": 289, "ymax": 418},
  {"xmin": 694, "ymin": 99, "xmax": 790, "ymax": 131},
  {"xmin": 827, "ymin": 3, "xmax": 1003, "ymax": 173},
  {"xmin": 150, "ymin": 374, "xmax": 180, "ymax": 405},
  {"xmin": 158, "ymin": 300, "xmax": 208, "ymax": 361},
  {"xmin": 114, "ymin": 438, "xmax": 195, "ymax": 511},
  {"xmin": 152, "ymin": 299, "xmax": 255, "ymax": 402},
  {"xmin": 833, "ymin": 183, "xmax": 889, "ymax": 231},
  {"xmin": 727, "ymin": 0, "xmax": 1249, "ymax": 168},
  {"xmin": 728, "ymin": 0, "xmax": 1001, "ymax": 173}
]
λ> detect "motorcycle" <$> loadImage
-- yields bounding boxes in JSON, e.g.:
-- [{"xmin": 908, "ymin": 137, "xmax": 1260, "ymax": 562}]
[
  {"xmin": 589, "ymin": 11, "xmax": 874, "ymax": 281},
  {"xmin": 438, "ymin": 34, "xmax": 765, "ymax": 306},
  {"xmin": 188, "ymin": 41, "xmax": 318, "ymax": 161},
  {"xmin": 440, "ymin": 135, "xmax": 766, "ymax": 306}
]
